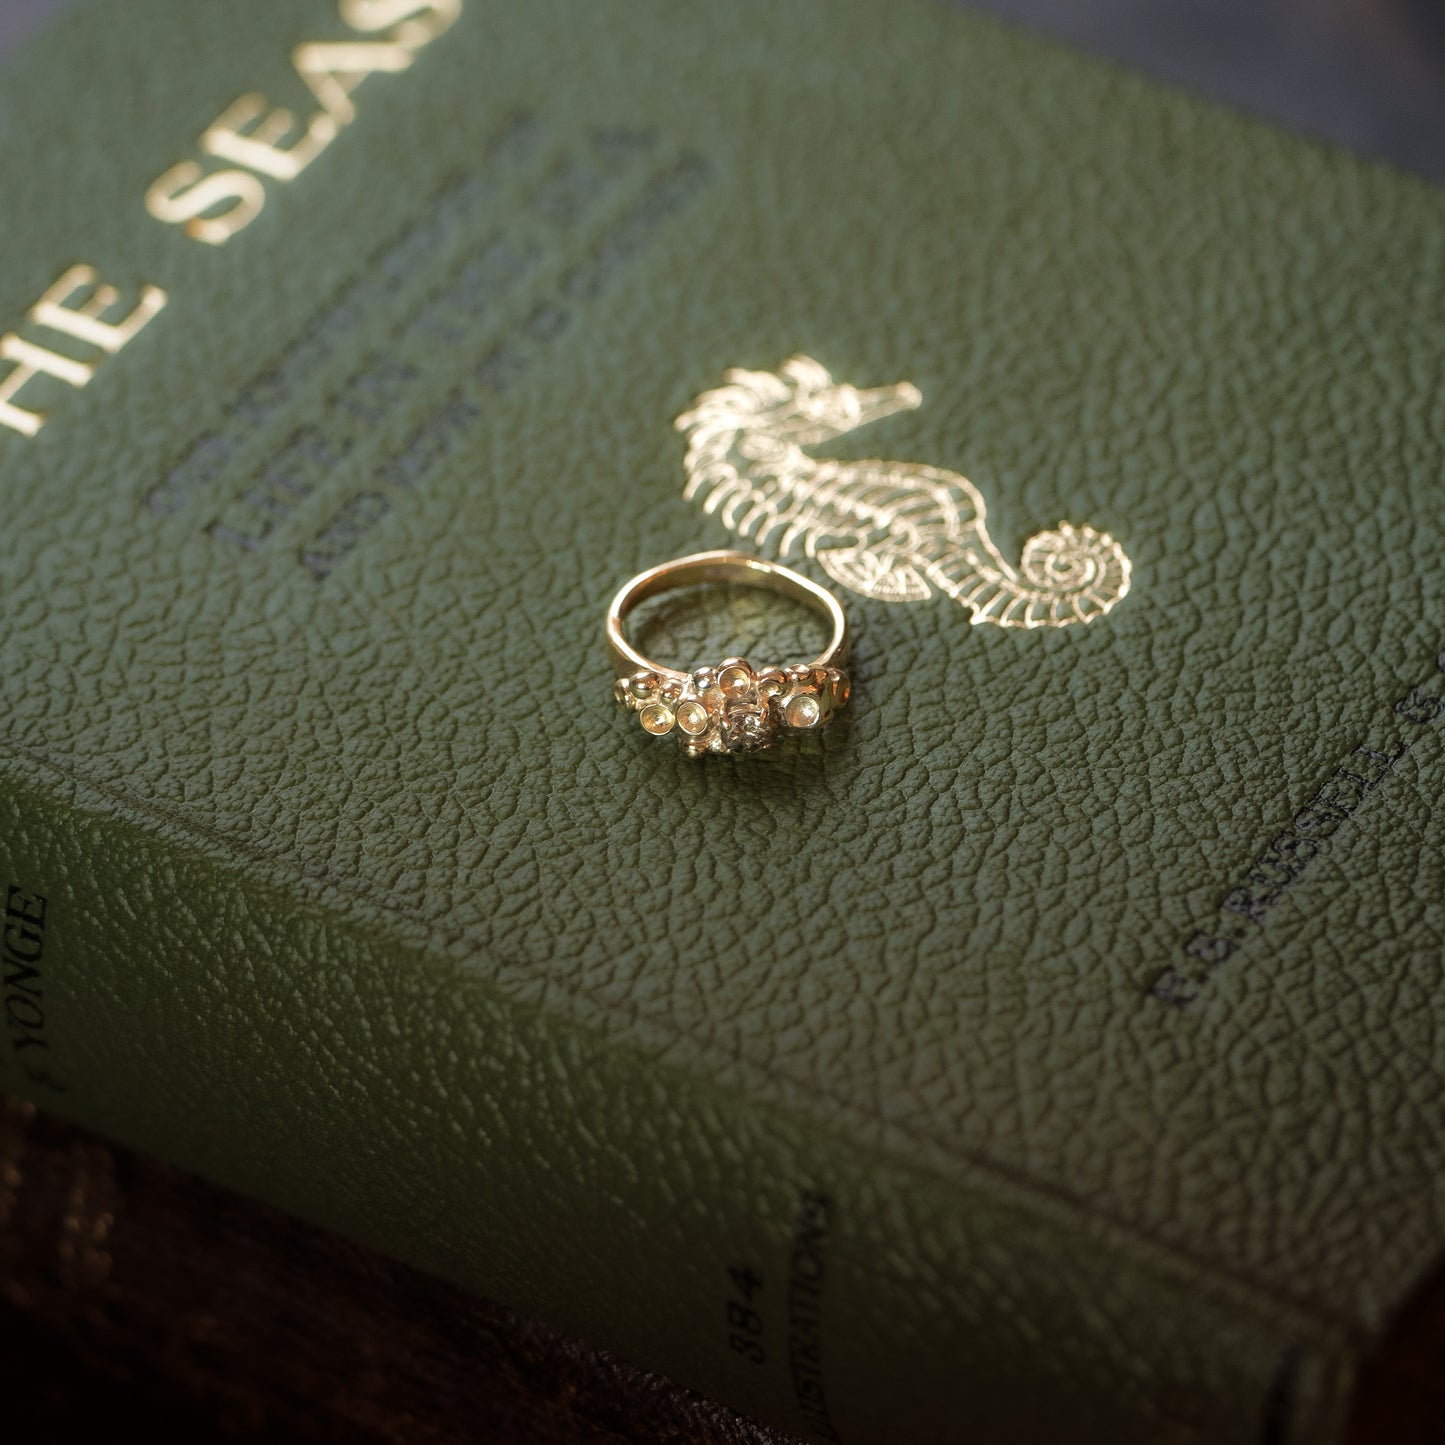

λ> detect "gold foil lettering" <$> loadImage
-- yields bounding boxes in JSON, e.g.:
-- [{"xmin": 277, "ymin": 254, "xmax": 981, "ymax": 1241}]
[
  {"xmin": 0, "ymin": 336, "xmax": 93, "ymax": 437},
  {"xmin": 0, "ymin": 268, "xmax": 169, "ymax": 437},
  {"xmin": 340, "ymin": 0, "xmax": 461, "ymax": 47},
  {"xmin": 146, "ymin": 161, "xmax": 267, "ymax": 245},
  {"xmin": 0, "ymin": 2, "xmax": 471, "ymax": 443},
  {"xmin": 0, "ymin": 336, "xmax": 91, "ymax": 388},
  {"xmin": 148, "ymin": 2, "xmax": 463, "ymax": 247},
  {"xmin": 30, "ymin": 264, "xmax": 167, "ymax": 354},
  {"xmin": 0, "ymin": 0, "xmax": 472, "ymax": 444},
  {"xmin": 292, "ymin": 41, "xmax": 415, "ymax": 123},
  {"xmin": 202, "ymin": 94, "xmax": 338, "ymax": 182}
]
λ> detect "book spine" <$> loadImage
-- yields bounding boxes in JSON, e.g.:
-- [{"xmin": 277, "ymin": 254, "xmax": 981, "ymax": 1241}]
[{"xmin": 0, "ymin": 746, "xmax": 1354, "ymax": 1445}]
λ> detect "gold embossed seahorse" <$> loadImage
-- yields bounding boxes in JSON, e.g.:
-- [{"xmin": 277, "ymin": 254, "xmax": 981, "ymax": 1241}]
[{"xmin": 675, "ymin": 356, "xmax": 1130, "ymax": 628}]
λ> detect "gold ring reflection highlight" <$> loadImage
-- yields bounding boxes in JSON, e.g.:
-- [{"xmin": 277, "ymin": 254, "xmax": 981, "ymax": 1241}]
[{"xmin": 607, "ymin": 550, "xmax": 851, "ymax": 757}]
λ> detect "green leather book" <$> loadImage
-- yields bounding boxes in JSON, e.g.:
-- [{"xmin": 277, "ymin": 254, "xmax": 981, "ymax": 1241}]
[{"xmin": 2, "ymin": 2, "xmax": 1442, "ymax": 1441}]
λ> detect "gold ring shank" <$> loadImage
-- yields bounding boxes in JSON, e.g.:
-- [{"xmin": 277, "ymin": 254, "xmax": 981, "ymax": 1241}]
[{"xmin": 606, "ymin": 550, "xmax": 848, "ymax": 680}]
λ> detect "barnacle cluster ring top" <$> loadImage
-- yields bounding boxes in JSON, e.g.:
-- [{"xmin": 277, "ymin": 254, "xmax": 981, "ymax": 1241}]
[{"xmin": 607, "ymin": 551, "xmax": 851, "ymax": 757}]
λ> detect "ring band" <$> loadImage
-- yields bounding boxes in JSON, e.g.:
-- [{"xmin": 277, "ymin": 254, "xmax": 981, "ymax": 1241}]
[{"xmin": 607, "ymin": 550, "xmax": 852, "ymax": 756}]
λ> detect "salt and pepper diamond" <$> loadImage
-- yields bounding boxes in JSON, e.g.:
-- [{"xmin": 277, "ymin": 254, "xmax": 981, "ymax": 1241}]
[{"xmin": 613, "ymin": 656, "xmax": 850, "ymax": 757}]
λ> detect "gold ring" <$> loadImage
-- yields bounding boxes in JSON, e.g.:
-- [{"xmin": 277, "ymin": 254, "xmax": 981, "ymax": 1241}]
[{"xmin": 607, "ymin": 550, "xmax": 851, "ymax": 756}]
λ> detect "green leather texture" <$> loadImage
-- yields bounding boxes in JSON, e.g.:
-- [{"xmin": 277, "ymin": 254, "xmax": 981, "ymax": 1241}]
[{"xmin": 3, "ymin": 1, "xmax": 1444, "ymax": 1440}]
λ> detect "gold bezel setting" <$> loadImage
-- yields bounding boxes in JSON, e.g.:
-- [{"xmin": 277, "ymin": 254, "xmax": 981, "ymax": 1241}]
[{"xmin": 613, "ymin": 656, "xmax": 850, "ymax": 757}]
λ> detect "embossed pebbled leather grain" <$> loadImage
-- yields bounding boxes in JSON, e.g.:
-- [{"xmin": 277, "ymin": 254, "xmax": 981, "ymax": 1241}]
[{"xmin": 2, "ymin": 1, "xmax": 1444, "ymax": 1441}]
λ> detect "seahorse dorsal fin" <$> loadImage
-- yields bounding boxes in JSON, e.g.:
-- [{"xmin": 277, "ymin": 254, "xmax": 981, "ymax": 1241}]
[{"xmin": 817, "ymin": 546, "xmax": 932, "ymax": 603}]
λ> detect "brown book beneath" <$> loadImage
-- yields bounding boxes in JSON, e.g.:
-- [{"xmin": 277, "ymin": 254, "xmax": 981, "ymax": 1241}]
[{"xmin": 0, "ymin": 1095, "xmax": 1439, "ymax": 1444}]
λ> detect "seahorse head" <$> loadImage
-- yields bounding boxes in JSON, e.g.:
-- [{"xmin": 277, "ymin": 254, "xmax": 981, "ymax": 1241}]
[{"xmin": 675, "ymin": 355, "xmax": 921, "ymax": 450}]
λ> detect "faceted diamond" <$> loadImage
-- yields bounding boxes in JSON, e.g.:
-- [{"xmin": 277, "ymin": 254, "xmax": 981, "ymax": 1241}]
[
  {"xmin": 721, "ymin": 707, "xmax": 771, "ymax": 752},
  {"xmin": 639, "ymin": 702, "xmax": 675, "ymax": 735}
]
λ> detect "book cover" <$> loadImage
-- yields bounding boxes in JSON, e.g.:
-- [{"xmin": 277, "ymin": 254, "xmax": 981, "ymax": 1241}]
[{"xmin": 1, "ymin": 1, "xmax": 1443, "ymax": 1441}]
